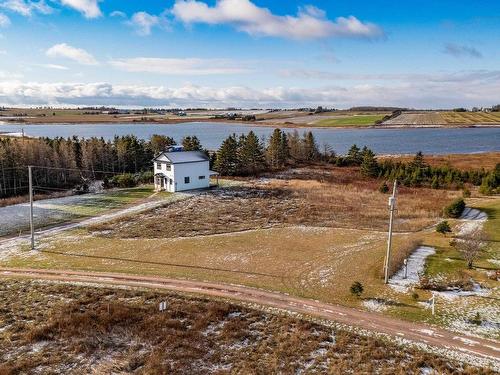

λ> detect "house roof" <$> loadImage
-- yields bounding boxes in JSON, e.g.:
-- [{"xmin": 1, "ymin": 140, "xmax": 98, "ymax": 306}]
[{"xmin": 154, "ymin": 150, "xmax": 209, "ymax": 164}]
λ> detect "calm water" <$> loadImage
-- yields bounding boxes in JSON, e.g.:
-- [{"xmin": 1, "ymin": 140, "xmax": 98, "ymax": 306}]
[{"xmin": 1, "ymin": 122, "xmax": 499, "ymax": 155}]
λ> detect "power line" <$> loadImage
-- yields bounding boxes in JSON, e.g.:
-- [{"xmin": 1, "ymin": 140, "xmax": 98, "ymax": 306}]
[
  {"xmin": 33, "ymin": 186, "xmax": 72, "ymax": 192},
  {"xmin": 31, "ymin": 165, "xmax": 125, "ymax": 175}
]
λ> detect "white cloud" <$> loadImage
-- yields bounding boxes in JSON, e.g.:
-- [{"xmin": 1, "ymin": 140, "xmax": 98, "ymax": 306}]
[
  {"xmin": 36, "ymin": 63, "xmax": 69, "ymax": 70},
  {"xmin": 110, "ymin": 10, "xmax": 125, "ymax": 18},
  {"xmin": 443, "ymin": 43, "xmax": 483, "ymax": 59},
  {"xmin": 127, "ymin": 11, "xmax": 166, "ymax": 36},
  {"xmin": 0, "ymin": 70, "xmax": 499, "ymax": 108},
  {"xmin": 59, "ymin": 0, "xmax": 101, "ymax": 18},
  {"xmin": 0, "ymin": 0, "xmax": 52, "ymax": 17},
  {"xmin": 0, "ymin": 12, "xmax": 10, "ymax": 27},
  {"xmin": 171, "ymin": 0, "xmax": 383, "ymax": 40},
  {"xmin": 109, "ymin": 57, "xmax": 250, "ymax": 75},
  {"xmin": 46, "ymin": 43, "xmax": 98, "ymax": 65}
]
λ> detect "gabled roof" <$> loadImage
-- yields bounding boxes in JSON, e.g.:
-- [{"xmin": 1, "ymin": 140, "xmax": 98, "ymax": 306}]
[{"xmin": 154, "ymin": 151, "xmax": 209, "ymax": 164}]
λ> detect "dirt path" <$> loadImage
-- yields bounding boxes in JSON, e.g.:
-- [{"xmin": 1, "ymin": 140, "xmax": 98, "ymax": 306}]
[{"xmin": 1, "ymin": 267, "xmax": 498, "ymax": 366}]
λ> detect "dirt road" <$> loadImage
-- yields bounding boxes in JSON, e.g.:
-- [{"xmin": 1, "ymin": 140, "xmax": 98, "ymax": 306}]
[{"xmin": 1, "ymin": 267, "xmax": 498, "ymax": 366}]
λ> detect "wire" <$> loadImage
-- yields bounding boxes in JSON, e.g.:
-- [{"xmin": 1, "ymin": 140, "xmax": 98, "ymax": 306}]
[
  {"xmin": 0, "ymin": 185, "xmax": 29, "ymax": 190},
  {"xmin": 33, "ymin": 186, "xmax": 72, "ymax": 192},
  {"xmin": 30, "ymin": 165, "xmax": 124, "ymax": 175}
]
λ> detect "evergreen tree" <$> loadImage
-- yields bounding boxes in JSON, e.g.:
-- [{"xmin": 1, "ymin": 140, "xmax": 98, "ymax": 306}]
[
  {"xmin": 360, "ymin": 148, "xmax": 379, "ymax": 177},
  {"xmin": 302, "ymin": 131, "xmax": 319, "ymax": 161},
  {"xmin": 346, "ymin": 144, "xmax": 362, "ymax": 165},
  {"xmin": 182, "ymin": 136, "xmax": 202, "ymax": 151},
  {"xmin": 410, "ymin": 151, "xmax": 426, "ymax": 169},
  {"xmin": 266, "ymin": 129, "xmax": 287, "ymax": 168},
  {"xmin": 214, "ymin": 134, "xmax": 239, "ymax": 176},
  {"xmin": 150, "ymin": 134, "xmax": 175, "ymax": 154},
  {"xmin": 239, "ymin": 131, "xmax": 265, "ymax": 175},
  {"xmin": 287, "ymin": 130, "xmax": 302, "ymax": 160}
]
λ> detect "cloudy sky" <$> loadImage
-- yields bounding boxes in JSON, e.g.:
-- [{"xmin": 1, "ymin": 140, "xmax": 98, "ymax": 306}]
[{"xmin": 0, "ymin": 0, "xmax": 499, "ymax": 108}]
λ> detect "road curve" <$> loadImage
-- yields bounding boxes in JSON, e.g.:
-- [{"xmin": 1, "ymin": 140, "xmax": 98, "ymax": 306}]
[{"xmin": 1, "ymin": 267, "xmax": 499, "ymax": 364}]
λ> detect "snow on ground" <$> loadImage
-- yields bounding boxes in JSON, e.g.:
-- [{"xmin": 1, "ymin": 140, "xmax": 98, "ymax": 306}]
[
  {"xmin": 389, "ymin": 246, "xmax": 436, "ymax": 292},
  {"xmin": 457, "ymin": 208, "xmax": 487, "ymax": 236},
  {"xmin": 435, "ymin": 282, "xmax": 491, "ymax": 300},
  {"xmin": 0, "ymin": 192, "xmax": 192, "ymax": 260},
  {"xmin": 362, "ymin": 299, "xmax": 388, "ymax": 312}
]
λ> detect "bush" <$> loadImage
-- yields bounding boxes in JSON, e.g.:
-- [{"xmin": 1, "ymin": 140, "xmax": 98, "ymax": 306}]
[
  {"xmin": 462, "ymin": 188, "xmax": 471, "ymax": 198},
  {"xmin": 443, "ymin": 198, "xmax": 465, "ymax": 218},
  {"xmin": 111, "ymin": 174, "xmax": 137, "ymax": 188},
  {"xmin": 436, "ymin": 221, "xmax": 452, "ymax": 235},
  {"xmin": 136, "ymin": 171, "xmax": 154, "ymax": 184},
  {"xmin": 411, "ymin": 291, "xmax": 419, "ymax": 301},
  {"xmin": 470, "ymin": 312, "xmax": 482, "ymax": 326},
  {"xmin": 350, "ymin": 281, "xmax": 364, "ymax": 297},
  {"xmin": 379, "ymin": 182, "xmax": 389, "ymax": 194}
]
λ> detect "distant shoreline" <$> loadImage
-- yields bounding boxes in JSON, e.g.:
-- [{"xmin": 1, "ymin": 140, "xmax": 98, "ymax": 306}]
[{"xmin": 1, "ymin": 118, "xmax": 500, "ymax": 130}]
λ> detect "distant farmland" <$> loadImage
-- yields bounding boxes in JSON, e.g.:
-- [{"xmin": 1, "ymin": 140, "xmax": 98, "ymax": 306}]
[{"xmin": 382, "ymin": 111, "xmax": 500, "ymax": 126}]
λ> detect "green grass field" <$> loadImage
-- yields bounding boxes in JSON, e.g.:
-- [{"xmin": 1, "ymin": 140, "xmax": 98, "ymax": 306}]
[{"xmin": 314, "ymin": 115, "xmax": 386, "ymax": 127}]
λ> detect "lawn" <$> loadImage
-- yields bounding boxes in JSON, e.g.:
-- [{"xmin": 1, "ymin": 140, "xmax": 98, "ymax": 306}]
[
  {"xmin": 0, "ymin": 186, "xmax": 163, "ymax": 237},
  {"xmin": 314, "ymin": 115, "xmax": 386, "ymax": 127}
]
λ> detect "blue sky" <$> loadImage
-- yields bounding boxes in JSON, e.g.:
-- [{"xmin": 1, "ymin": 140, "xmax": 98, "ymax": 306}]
[{"xmin": 0, "ymin": 0, "xmax": 499, "ymax": 108}]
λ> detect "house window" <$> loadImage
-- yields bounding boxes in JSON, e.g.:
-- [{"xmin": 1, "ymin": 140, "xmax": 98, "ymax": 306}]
[
  {"xmin": 166, "ymin": 164, "xmax": 171, "ymax": 171},
  {"xmin": 198, "ymin": 175, "xmax": 206, "ymax": 180},
  {"xmin": 184, "ymin": 177, "xmax": 190, "ymax": 184},
  {"xmin": 156, "ymin": 162, "xmax": 162, "ymax": 169}
]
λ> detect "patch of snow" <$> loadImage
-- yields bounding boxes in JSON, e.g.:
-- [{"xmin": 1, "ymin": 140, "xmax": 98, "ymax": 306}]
[
  {"xmin": 457, "ymin": 208, "xmax": 487, "ymax": 236},
  {"xmin": 435, "ymin": 282, "xmax": 491, "ymax": 300},
  {"xmin": 362, "ymin": 299, "xmax": 388, "ymax": 312},
  {"xmin": 460, "ymin": 208, "xmax": 487, "ymax": 221},
  {"xmin": 420, "ymin": 366, "xmax": 436, "ymax": 375},
  {"xmin": 389, "ymin": 246, "xmax": 436, "ymax": 292}
]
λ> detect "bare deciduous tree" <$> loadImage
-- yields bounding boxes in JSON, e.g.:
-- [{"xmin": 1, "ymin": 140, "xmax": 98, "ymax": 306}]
[{"xmin": 453, "ymin": 229, "xmax": 489, "ymax": 269}]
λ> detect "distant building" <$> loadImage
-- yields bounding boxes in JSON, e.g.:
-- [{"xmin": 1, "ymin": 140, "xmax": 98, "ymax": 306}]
[{"xmin": 153, "ymin": 148, "xmax": 218, "ymax": 192}]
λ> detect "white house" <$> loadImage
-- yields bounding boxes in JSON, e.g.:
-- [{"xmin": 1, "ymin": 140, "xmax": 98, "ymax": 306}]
[{"xmin": 153, "ymin": 148, "xmax": 218, "ymax": 192}]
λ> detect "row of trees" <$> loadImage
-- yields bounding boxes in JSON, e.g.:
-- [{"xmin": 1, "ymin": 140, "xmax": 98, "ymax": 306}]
[
  {"xmin": 345, "ymin": 149, "xmax": 495, "ymax": 190},
  {"xmin": 0, "ymin": 134, "xmax": 205, "ymax": 198},
  {"xmin": 213, "ymin": 129, "xmax": 321, "ymax": 175},
  {"xmin": 2, "ymin": 129, "xmax": 499, "ymax": 198}
]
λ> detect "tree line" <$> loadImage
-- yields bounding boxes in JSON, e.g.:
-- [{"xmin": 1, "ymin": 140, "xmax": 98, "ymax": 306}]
[{"xmin": 1, "ymin": 129, "xmax": 499, "ymax": 199}]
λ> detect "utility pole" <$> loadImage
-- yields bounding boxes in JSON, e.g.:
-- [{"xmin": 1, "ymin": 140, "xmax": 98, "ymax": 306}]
[
  {"xmin": 384, "ymin": 180, "xmax": 397, "ymax": 284},
  {"xmin": 28, "ymin": 165, "xmax": 34, "ymax": 250}
]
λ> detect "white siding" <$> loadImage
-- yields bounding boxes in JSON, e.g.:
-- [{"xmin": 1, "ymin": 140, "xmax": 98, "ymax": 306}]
[
  {"xmin": 173, "ymin": 161, "xmax": 210, "ymax": 191},
  {"xmin": 154, "ymin": 160, "xmax": 210, "ymax": 192}
]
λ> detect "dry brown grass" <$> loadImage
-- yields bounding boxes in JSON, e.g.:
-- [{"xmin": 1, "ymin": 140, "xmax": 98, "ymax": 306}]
[
  {"xmin": 89, "ymin": 166, "xmax": 457, "ymax": 238},
  {"xmin": 380, "ymin": 152, "xmax": 500, "ymax": 171},
  {"xmin": 0, "ymin": 279, "xmax": 490, "ymax": 375}
]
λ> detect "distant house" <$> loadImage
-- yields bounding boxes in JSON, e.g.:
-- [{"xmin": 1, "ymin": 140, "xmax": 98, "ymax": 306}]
[{"xmin": 153, "ymin": 147, "xmax": 218, "ymax": 192}]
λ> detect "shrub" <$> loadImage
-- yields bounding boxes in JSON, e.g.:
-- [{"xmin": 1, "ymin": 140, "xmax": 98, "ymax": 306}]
[
  {"xmin": 462, "ymin": 188, "xmax": 471, "ymax": 198},
  {"xmin": 350, "ymin": 281, "xmax": 364, "ymax": 297},
  {"xmin": 136, "ymin": 171, "xmax": 154, "ymax": 184},
  {"xmin": 436, "ymin": 221, "xmax": 451, "ymax": 235},
  {"xmin": 111, "ymin": 174, "xmax": 137, "ymax": 188},
  {"xmin": 411, "ymin": 291, "xmax": 419, "ymax": 301},
  {"xmin": 443, "ymin": 198, "xmax": 465, "ymax": 218},
  {"xmin": 470, "ymin": 312, "xmax": 482, "ymax": 326},
  {"xmin": 378, "ymin": 182, "xmax": 389, "ymax": 194}
]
